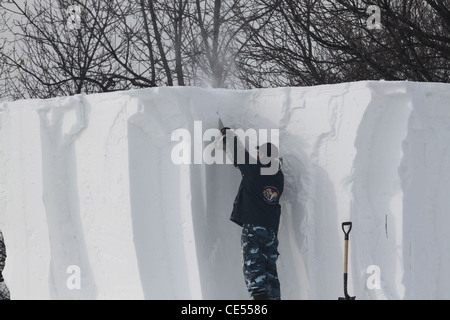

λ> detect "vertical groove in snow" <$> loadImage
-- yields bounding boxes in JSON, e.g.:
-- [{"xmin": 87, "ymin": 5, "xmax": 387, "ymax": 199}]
[
  {"xmin": 351, "ymin": 83, "xmax": 411, "ymax": 299},
  {"xmin": 37, "ymin": 96, "xmax": 98, "ymax": 299},
  {"xmin": 399, "ymin": 84, "xmax": 450, "ymax": 299},
  {"xmin": 179, "ymin": 165, "xmax": 203, "ymax": 299}
]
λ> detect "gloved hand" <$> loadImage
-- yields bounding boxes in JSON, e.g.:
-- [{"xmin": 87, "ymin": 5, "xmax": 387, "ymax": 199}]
[
  {"xmin": 220, "ymin": 127, "xmax": 230, "ymax": 136},
  {"xmin": 216, "ymin": 127, "xmax": 230, "ymax": 152},
  {"xmin": 217, "ymin": 127, "xmax": 238, "ymax": 168}
]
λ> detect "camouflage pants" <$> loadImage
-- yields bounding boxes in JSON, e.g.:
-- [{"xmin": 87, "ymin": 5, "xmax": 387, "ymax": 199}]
[
  {"xmin": 0, "ymin": 281, "xmax": 10, "ymax": 300},
  {"xmin": 241, "ymin": 224, "xmax": 280, "ymax": 300},
  {"xmin": 0, "ymin": 230, "xmax": 9, "ymax": 300}
]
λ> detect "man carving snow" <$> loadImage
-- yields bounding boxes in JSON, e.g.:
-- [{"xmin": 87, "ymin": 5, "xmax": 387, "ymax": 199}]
[{"xmin": 219, "ymin": 127, "xmax": 284, "ymax": 300}]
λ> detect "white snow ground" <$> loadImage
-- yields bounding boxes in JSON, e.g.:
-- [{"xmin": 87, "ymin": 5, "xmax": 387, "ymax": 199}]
[{"xmin": 0, "ymin": 80, "xmax": 449, "ymax": 300}]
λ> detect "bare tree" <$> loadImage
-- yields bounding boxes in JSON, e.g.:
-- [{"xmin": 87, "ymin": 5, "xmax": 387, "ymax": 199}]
[
  {"xmin": 137, "ymin": 0, "xmax": 190, "ymax": 86},
  {"xmin": 124, "ymin": 0, "xmax": 276, "ymax": 88},
  {"xmin": 238, "ymin": 0, "xmax": 331, "ymax": 87},
  {"xmin": 92, "ymin": 0, "xmax": 159, "ymax": 89},
  {"xmin": 330, "ymin": 0, "xmax": 449, "ymax": 81},
  {"xmin": 140, "ymin": 0, "xmax": 173, "ymax": 86},
  {"xmin": 188, "ymin": 0, "xmax": 276, "ymax": 88},
  {"xmin": 0, "ymin": 8, "xmax": 10, "ymax": 100},
  {"xmin": 1, "ymin": 0, "xmax": 448, "ymax": 99},
  {"xmin": 240, "ymin": 0, "xmax": 449, "ymax": 87},
  {"xmin": 0, "ymin": 0, "xmax": 138, "ymax": 98}
]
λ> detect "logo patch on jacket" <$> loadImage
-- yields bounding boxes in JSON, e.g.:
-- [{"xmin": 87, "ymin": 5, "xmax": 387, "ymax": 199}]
[{"xmin": 263, "ymin": 186, "xmax": 279, "ymax": 204}]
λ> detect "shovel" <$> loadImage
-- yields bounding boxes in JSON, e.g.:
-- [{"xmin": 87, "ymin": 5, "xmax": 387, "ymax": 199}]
[{"xmin": 339, "ymin": 221, "xmax": 356, "ymax": 300}]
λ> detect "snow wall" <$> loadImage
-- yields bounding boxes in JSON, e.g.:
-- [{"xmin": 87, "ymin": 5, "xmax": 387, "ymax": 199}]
[{"xmin": 1, "ymin": 81, "xmax": 450, "ymax": 300}]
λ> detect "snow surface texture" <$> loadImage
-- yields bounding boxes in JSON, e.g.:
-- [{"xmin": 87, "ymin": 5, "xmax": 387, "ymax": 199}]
[{"xmin": 0, "ymin": 81, "xmax": 449, "ymax": 300}]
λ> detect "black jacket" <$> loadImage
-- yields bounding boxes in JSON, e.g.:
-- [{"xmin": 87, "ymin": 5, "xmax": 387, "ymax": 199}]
[{"xmin": 226, "ymin": 135, "xmax": 284, "ymax": 232}]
